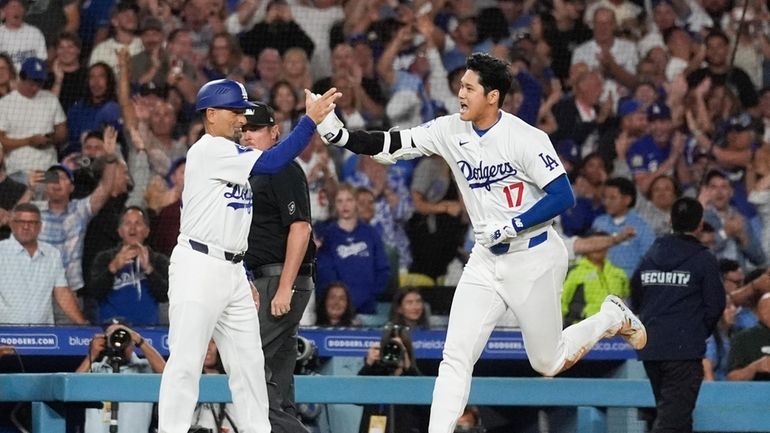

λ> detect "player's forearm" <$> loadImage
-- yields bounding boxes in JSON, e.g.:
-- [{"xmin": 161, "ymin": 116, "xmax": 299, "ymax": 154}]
[
  {"xmin": 514, "ymin": 174, "xmax": 575, "ymax": 232},
  {"xmin": 327, "ymin": 128, "xmax": 402, "ymax": 156},
  {"xmin": 251, "ymin": 116, "xmax": 316, "ymax": 175}
]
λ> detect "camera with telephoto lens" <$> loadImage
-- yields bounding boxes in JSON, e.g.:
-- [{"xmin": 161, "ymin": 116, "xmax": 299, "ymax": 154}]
[
  {"xmin": 104, "ymin": 327, "xmax": 131, "ymax": 361},
  {"xmin": 379, "ymin": 323, "xmax": 408, "ymax": 372}
]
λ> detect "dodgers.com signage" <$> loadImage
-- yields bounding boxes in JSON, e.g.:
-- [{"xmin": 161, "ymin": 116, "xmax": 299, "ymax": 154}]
[{"xmin": 0, "ymin": 326, "xmax": 635, "ymax": 360}]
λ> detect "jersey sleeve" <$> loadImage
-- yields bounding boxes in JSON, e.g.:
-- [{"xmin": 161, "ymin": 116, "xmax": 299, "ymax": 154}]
[
  {"xmin": 272, "ymin": 165, "xmax": 312, "ymax": 226},
  {"xmin": 520, "ymin": 128, "xmax": 567, "ymax": 189},
  {"xmin": 203, "ymin": 137, "xmax": 263, "ymax": 185},
  {"xmin": 407, "ymin": 116, "xmax": 449, "ymax": 157}
]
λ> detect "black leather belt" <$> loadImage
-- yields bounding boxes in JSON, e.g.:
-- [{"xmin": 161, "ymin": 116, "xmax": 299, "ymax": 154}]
[
  {"xmin": 189, "ymin": 239, "xmax": 245, "ymax": 264},
  {"xmin": 252, "ymin": 262, "xmax": 315, "ymax": 278}
]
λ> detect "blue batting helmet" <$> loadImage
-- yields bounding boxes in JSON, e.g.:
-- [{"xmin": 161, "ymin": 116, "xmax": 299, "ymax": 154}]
[{"xmin": 195, "ymin": 79, "xmax": 256, "ymax": 111}]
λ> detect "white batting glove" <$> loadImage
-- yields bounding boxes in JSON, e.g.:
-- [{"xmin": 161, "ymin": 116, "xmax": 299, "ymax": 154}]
[
  {"xmin": 477, "ymin": 222, "xmax": 518, "ymax": 248},
  {"xmin": 312, "ymin": 92, "xmax": 345, "ymax": 146}
]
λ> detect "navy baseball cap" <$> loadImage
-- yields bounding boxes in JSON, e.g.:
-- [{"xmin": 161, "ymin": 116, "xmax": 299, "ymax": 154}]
[
  {"xmin": 647, "ymin": 102, "xmax": 671, "ymax": 121},
  {"xmin": 19, "ymin": 57, "xmax": 47, "ymax": 83},
  {"xmin": 45, "ymin": 164, "xmax": 74, "ymax": 183},
  {"xmin": 617, "ymin": 99, "xmax": 642, "ymax": 118},
  {"xmin": 244, "ymin": 102, "xmax": 275, "ymax": 127}
]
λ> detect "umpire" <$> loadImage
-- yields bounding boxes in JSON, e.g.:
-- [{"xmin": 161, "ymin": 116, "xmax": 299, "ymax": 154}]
[
  {"xmin": 242, "ymin": 102, "xmax": 315, "ymax": 432},
  {"xmin": 631, "ymin": 197, "xmax": 725, "ymax": 433}
]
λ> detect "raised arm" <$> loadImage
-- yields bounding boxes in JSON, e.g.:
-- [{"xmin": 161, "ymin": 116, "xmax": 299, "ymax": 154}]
[{"xmin": 249, "ymin": 88, "xmax": 340, "ymax": 175}]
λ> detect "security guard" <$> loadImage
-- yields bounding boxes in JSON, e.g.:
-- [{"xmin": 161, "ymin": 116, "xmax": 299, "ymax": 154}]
[
  {"xmin": 631, "ymin": 197, "xmax": 725, "ymax": 433},
  {"xmin": 242, "ymin": 101, "xmax": 315, "ymax": 432}
]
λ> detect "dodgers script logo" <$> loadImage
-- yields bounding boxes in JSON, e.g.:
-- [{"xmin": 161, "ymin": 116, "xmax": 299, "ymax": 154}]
[
  {"xmin": 458, "ymin": 160, "xmax": 517, "ymax": 190},
  {"xmin": 225, "ymin": 183, "xmax": 253, "ymax": 211}
]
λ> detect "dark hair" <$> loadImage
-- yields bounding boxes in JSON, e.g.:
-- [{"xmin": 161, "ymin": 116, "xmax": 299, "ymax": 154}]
[
  {"xmin": 671, "ymin": 197, "xmax": 703, "ymax": 233},
  {"xmin": 389, "ymin": 287, "xmax": 430, "ymax": 329},
  {"xmin": 578, "ymin": 152, "xmax": 606, "ymax": 173},
  {"xmin": 646, "ymin": 174, "xmax": 680, "ymax": 200},
  {"xmin": 83, "ymin": 130, "xmax": 104, "ymax": 142},
  {"xmin": 269, "ymin": 80, "xmax": 298, "ymax": 113},
  {"xmin": 316, "ymin": 281, "xmax": 357, "ymax": 326},
  {"xmin": 465, "ymin": 53, "xmax": 513, "ymax": 108},
  {"xmin": 701, "ymin": 221, "xmax": 715, "ymax": 233},
  {"xmin": 55, "ymin": 31, "xmax": 82, "ymax": 50},
  {"xmin": 119, "ymin": 205, "xmax": 150, "ymax": 227},
  {"xmin": 704, "ymin": 169, "xmax": 728, "ymax": 185},
  {"xmin": 87, "ymin": 62, "xmax": 117, "ymax": 103},
  {"xmin": 0, "ymin": 53, "xmax": 16, "ymax": 79},
  {"xmin": 704, "ymin": 29, "xmax": 729, "ymax": 46},
  {"xmin": 354, "ymin": 186, "xmax": 374, "ymax": 198},
  {"xmin": 12, "ymin": 202, "xmax": 41, "ymax": 215},
  {"xmin": 167, "ymin": 28, "xmax": 191, "ymax": 45},
  {"xmin": 718, "ymin": 258, "xmax": 740, "ymax": 275},
  {"xmin": 604, "ymin": 177, "xmax": 637, "ymax": 208}
]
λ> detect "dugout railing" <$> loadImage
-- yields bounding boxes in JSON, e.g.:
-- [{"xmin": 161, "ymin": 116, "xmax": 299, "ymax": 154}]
[{"xmin": 0, "ymin": 374, "xmax": 768, "ymax": 433}]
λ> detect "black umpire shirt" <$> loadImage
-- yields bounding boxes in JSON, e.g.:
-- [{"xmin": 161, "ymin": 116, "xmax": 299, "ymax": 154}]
[{"xmin": 244, "ymin": 160, "xmax": 315, "ymax": 269}]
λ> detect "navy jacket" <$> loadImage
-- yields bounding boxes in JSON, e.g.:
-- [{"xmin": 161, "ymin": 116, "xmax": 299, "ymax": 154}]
[{"xmin": 631, "ymin": 233, "xmax": 725, "ymax": 361}]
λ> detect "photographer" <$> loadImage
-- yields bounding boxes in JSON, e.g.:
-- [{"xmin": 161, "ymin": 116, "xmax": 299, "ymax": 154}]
[
  {"xmin": 76, "ymin": 320, "xmax": 165, "ymax": 433},
  {"xmin": 357, "ymin": 324, "xmax": 428, "ymax": 433}
]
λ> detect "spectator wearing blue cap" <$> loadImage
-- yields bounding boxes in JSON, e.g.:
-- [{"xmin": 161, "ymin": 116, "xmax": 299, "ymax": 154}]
[
  {"xmin": 598, "ymin": 98, "xmax": 649, "ymax": 174},
  {"xmin": 0, "ymin": 0, "xmax": 47, "ymax": 73},
  {"xmin": 626, "ymin": 102, "xmax": 686, "ymax": 195},
  {"xmin": 0, "ymin": 57, "xmax": 68, "ymax": 182}
]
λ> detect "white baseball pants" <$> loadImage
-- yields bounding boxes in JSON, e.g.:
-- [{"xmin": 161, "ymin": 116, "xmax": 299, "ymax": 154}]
[
  {"xmin": 429, "ymin": 227, "xmax": 623, "ymax": 433},
  {"xmin": 158, "ymin": 246, "xmax": 270, "ymax": 433}
]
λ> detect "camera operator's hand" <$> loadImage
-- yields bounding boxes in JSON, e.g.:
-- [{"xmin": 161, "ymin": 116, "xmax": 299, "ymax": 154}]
[
  {"xmin": 0, "ymin": 345, "xmax": 15, "ymax": 358},
  {"xmin": 365, "ymin": 343, "xmax": 381, "ymax": 366},
  {"xmin": 89, "ymin": 334, "xmax": 106, "ymax": 359}
]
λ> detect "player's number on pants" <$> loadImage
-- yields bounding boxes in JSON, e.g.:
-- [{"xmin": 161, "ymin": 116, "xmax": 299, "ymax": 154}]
[{"xmin": 503, "ymin": 182, "xmax": 524, "ymax": 208}]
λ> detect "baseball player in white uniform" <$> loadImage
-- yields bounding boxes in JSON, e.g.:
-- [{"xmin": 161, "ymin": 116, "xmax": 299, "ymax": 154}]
[
  {"xmin": 315, "ymin": 53, "xmax": 647, "ymax": 433},
  {"xmin": 157, "ymin": 79, "xmax": 339, "ymax": 433}
]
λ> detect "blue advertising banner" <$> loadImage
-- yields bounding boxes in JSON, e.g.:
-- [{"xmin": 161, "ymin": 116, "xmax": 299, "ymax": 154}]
[{"xmin": 0, "ymin": 326, "xmax": 636, "ymax": 360}]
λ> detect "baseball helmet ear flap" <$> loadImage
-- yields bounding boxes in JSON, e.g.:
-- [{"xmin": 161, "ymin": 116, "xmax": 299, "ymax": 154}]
[{"xmin": 195, "ymin": 79, "xmax": 257, "ymax": 111}]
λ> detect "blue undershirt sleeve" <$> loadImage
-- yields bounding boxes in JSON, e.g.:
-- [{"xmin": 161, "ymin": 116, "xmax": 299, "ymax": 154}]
[
  {"xmin": 515, "ymin": 174, "xmax": 576, "ymax": 232},
  {"xmin": 250, "ymin": 116, "xmax": 316, "ymax": 175}
]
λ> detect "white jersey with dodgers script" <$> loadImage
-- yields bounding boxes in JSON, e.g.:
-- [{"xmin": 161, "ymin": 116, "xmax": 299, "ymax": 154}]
[
  {"xmin": 408, "ymin": 111, "xmax": 566, "ymax": 240},
  {"xmin": 180, "ymin": 134, "xmax": 262, "ymax": 252}
]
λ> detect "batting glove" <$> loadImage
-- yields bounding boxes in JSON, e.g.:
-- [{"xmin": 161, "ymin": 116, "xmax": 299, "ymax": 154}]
[
  {"xmin": 312, "ymin": 93, "xmax": 346, "ymax": 146},
  {"xmin": 477, "ymin": 222, "xmax": 518, "ymax": 249}
]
